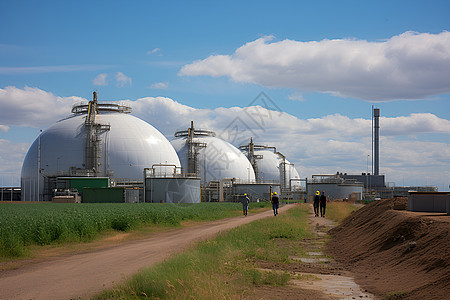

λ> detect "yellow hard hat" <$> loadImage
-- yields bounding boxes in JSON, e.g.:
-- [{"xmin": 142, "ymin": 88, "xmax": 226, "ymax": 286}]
[
  {"xmin": 316, "ymin": 191, "xmax": 320, "ymax": 195},
  {"xmin": 274, "ymin": 192, "xmax": 277, "ymax": 195}
]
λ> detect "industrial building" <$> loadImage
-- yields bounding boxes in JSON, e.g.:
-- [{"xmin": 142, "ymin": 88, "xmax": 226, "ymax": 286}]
[
  {"xmin": 239, "ymin": 138, "xmax": 303, "ymax": 201},
  {"xmin": 306, "ymin": 174, "xmax": 363, "ymax": 201},
  {"xmin": 309, "ymin": 107, "xmax": 437, "ymax": 202},
  {"xmin": 18, "ymin": 97, "xmax": 441, "ymax": 204},
  {"xmin": 20, "ymin": 94, "xmax": 305, "ymax": 203},
  {"xmin": 170, "ymin": 122, "xmax": 256, "ymax": 184},
  {"xmin": 21, "ymin": 92, "xmax": 182, "ymax": 202}
]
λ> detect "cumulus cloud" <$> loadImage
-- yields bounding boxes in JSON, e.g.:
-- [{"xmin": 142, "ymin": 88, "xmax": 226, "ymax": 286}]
[
  {"xmin": 179, "ymin": 31, "xmax": 450, "ymax": 101},
  {"xmin": 93, "ymin": 73, "xmax": 108, "ymax": 86},
  {"xmin": 149, "ymin": 82, "xmax": 169, "ymax": 89},
  {"xmin": 116, "ymin": 72, "xmax": 132, "ymax": 87},
  {"xmin": 0, "ymin": 86, "xmax": 83, "ymax": 127},
  {"xmin": 0, "ymin": 125, "xmax": 8, "ymax": 132},
  {"xmin": 0, "ymin": 139, "xmax": 30, "ymax": 182}
]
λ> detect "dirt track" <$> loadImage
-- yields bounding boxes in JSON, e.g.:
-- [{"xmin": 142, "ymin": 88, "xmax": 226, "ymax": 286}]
[
  {"xmin": 0, "ymin": 206, "xmax": 290, "ymax": 300},
  {"xmin": 328, "ymin": 199, "xmax": 450, "ymax": 299}
]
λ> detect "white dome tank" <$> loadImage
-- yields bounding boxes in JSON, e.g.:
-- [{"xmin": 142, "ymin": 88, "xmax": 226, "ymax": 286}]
[
  {"xmin": 21, "ymin": 96, "xmax": 181, "ymax": 201},
  {"xmin": 170, "ymin": 123, "xmax": 255, "ymax": 184},
  {"xmin": 239, "ymin": 139, "xmax": 300, "ymax": 190},
  {"xmin": 253, "ymin": 150, "xmax": 300, "ymax": 188}
]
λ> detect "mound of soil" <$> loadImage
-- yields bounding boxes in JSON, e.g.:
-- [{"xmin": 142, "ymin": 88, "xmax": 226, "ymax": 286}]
[{"xmin": 327, "ymin": 198, "xmax": 450, "ymax": 299}]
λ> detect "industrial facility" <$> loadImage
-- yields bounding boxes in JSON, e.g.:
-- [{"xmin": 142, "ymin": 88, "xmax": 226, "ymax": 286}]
[
  {"xmin": 19, "ymin": 93, "xmax": 302, "ymax": 203},
  {"xmin": 21, "ymin": 92, "xmax": 182, "ymax": 202},
  {"xmin": 307, "ymin": 107, "xmax": 437, "ymax": 202},
  {"xmin": 17, "ymin": 96, "xmax": 437, "ymax": 204}
]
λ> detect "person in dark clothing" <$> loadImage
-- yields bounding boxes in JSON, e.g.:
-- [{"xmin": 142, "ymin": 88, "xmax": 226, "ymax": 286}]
[
  {"xmin": 241, "ymin": 193, "xmax": 250, "ymax": 216},
  {"xmin": 272, "ymin": 192, "xmax": 279, "ymax": 216},
  {"xmin": 319, "ymin": 191, "xmax": 327, "ymax": 217},
  {"xmin": 313, "ymin": 191, "xmax": 320, "ymax": 217}
]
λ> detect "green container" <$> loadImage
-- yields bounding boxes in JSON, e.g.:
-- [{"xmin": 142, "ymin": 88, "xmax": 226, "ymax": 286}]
[
  {"xmin": 69, "ymin": 177, "xmax": 109, "ymax": 195},
  {"xmin": 82, "ymin": 187, "xmax": 124, "ymax": 203}
]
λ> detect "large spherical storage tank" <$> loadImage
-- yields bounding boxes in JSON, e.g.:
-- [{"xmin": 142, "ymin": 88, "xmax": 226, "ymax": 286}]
[
  {"xmin": 21, "ymin": 102, "xmax": 181, "ymax": 201},
  {"xmin": 170, "ymin": 131, "xmax": 255, "ymax": 184},
  {"xmin": 248, "ymin": 149, "xmax": 300, "ymax": 189}
]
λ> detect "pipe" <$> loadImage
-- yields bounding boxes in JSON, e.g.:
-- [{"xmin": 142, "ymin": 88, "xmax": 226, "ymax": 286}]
[{"xmin": 374, "ymin": 108, "xmax": 380, "ymax": 175}]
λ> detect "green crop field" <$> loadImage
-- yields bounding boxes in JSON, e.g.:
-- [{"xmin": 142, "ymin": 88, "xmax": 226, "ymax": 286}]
[{"xmin": 0, "ymin": 202, "xmax": 270, "ymax": 258}]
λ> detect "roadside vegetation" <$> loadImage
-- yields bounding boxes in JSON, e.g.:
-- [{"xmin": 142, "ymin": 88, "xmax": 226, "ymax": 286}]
[
  {"xmin": 95, "ymin": 204, "xmax": 313, "ymax": 299},
  {"xmin": 326, "ymin": 201, "xmax": 360, "ymax": 223},
  {"xmin": 0, "ymin": 202, "xmax": 270, "ymax": 259}
]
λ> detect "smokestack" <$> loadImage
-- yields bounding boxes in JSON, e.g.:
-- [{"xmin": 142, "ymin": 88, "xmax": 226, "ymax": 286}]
[{"xmin": 373, "ymin": 108, "xmax": 380, "ymax": 175}]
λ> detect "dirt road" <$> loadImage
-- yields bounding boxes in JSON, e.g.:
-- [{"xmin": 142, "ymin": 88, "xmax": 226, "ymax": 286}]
[{"xmin": 0, "ymin": 205, "xmax": 290, "ymax": 300}]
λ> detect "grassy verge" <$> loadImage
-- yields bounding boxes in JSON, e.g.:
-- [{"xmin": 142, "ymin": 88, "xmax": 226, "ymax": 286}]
[
  {"xmin": 0, "ymin": 202, "xmax": 270, "ymax": 259},
  {"xmin": 95, "ymin": 204, "xmax": 312, "ymax": 299},
  {"xmin": 325, "ymin": 202, "xmax": 360, "ymax": 223}
]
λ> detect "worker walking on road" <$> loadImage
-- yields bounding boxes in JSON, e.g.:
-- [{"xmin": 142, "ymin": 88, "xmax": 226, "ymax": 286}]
[
  {"xmin": 271, "ymin": 192, "xmax": 279, "ymax": 216},
  {"xmin": 313, "ymin": 191, "xmax": 320, "ymax": 217},
  {"xmin": 319, "ymin": 191, "xmax": 327, "ymax": 217},
  {"xmin": 242, "ymin": 193, "xmax": 250, "ymax": 216}
]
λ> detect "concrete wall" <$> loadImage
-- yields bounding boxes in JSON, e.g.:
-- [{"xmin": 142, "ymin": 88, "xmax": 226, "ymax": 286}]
[{"xmin": 408, "ymin": 192, "xmax": 450, "ymax": 213}]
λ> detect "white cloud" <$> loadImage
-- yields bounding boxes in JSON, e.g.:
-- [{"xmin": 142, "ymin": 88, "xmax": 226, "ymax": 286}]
[
  {"xmin": 0, "ymin": 139, "xmax": 30, "ymax": 183},
  {"xmin": 146, "ymin": 48, "xmax": 161, "ymax": 55},
  {"xmin": 381, "ymin": 113, "xmax": 450, "ymax": 135},
  {"xmin": 0, "ymin": 125, "xmax": 8, "ymax": 132},
  {"xmin": 0, "ymin": 86, "xmax": 83, "ymax": 127},
  {"xmin": 93, "ymin": 73, "xmax": 108, "ymax": 86},
  {"xmin": 179, "ymin": 31, "xmax": 450, "ymax": 101},
  {"xmin": 116, "ymin": 72, "xmax": 132, "ymax": 87},
  {"xmin": 288, "ymin": 92, "xmax": 305, "ymax": 102},
  {"xmin": 149, "ymin": 82, "xmax": 169, "ymax": 89}
]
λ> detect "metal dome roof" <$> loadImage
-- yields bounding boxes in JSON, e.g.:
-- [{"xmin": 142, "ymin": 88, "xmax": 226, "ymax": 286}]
[
  {"xmin": 171, "ymin": 134, "xmax": 255, "ymax": 184},
  {"xmin": 251, "ymin": 149, "xmax": 300, "ymax": 185},
  {"xmin": 21, "ymin": 106, "xmax": 181, "ymax": 201}
]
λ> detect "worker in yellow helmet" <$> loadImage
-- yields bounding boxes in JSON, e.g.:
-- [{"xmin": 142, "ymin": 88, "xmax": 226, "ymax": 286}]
[
  {"xmin": 313, "ymin": 191, "xmax": 320, "ymax": 217},
  {"xmin": 271, "ymin": 191, "xmax": 279, "ymax": 216},
  {"xmin": 241, "ymin": 193, "xmax": 250, "ymax": 216}
]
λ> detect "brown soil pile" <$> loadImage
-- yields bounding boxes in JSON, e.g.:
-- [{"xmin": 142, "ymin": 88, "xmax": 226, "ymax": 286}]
[{"xmin": 327, "ymin": 198, "xmax": 450, "ymax": 299}]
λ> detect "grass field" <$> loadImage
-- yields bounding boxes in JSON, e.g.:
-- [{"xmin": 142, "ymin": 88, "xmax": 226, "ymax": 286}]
[
  {"xmin": 325, "ymin": 201, "xmax": 360, "ymax": 222},
  {"xmin": 95, "ymin": 204, "xmax": 313, "ymax": 299},
  {"xmin": 0, "ymin": 202, "xmax": 270, "ymax": 258}
]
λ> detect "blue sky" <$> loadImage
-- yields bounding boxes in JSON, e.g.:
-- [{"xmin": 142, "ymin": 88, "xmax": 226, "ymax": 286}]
[{"xmin": 1, "ymin": 0, "xmax": 449, "ymax": 190}]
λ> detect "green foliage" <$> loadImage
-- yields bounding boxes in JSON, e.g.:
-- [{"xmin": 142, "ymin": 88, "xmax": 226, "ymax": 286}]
[
  {"xmin": 96, "ymin": 205, "xmax": 312, "ymax": 299},
  {"xmin": 0, "ymin": 202, "xmax": 244, "ymax": 258}
]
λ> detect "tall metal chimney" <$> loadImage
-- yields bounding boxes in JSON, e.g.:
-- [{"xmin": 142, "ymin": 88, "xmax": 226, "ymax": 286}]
[{"xmin": 373, "ymin": 108, "xmax": 380, "ymax": 175}]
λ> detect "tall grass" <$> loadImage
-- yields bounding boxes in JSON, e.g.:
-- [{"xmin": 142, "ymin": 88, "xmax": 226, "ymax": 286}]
[
  {"xmin": 0, "ymin": 202, "xmax": 269, "ymax": 259},
  {"xmin": 95, "ymin": 205, "xmax": 312, "ymax": 299},
  {"xmin": 325, "ymin": 202, "xmax": 360, "ymax": 223}
]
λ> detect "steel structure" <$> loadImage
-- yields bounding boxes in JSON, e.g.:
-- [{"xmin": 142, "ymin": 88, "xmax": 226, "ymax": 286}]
[
  {"xmin": 21, "ymin": 92, "xmax": 180, "ymax": 201},
  {"xmin": 239, "ymin": 139, "xmax": 300, "ymax": 191},
  {"xmin": 171, "ymin": 122, "xmax": 255, "ymax": 185}
]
